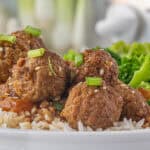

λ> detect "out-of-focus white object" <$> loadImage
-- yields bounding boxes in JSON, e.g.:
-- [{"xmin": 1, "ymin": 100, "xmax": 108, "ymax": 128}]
[
  {"xmin": 17, "ymin": 0, "xmax": 36, "ymax": 26},
  {"xmin": 35, "ymin": 0, "xmax": 55, "ymax": 48},
  {"xmin": 95, "ymin": 4, "xmax": 148, "ymax": 46},
  {"xmin": 114, "ymin": 0, "xmax": 150, "ymax": 10},
  {"xmin": 0, "ymin": 5, "xmax": 9, "ymax": 33},
  {"xmin": 6, "ymin": 18, "xmax": 19, "ymax": 33},
  {"xmin": 51, "ymin": 0, "xmax": 75, "ymax": 52},
  {"xmin": 72, "ymin": 0, "xmax": 86, "ymax": 49},
  {"xmin": 72, "ymin": 0, "xmax": 109, "ymax": 49}
]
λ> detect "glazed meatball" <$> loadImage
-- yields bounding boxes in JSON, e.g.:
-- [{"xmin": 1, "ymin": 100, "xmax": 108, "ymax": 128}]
[
  {"xmin": 0, "ymin": 31, "xmax": 45, "ymax": 83},
  {"xmin": 61, "ymin": 82, "xmax": 123, "ymax": 129},
  {"xmin": 115, "ymin": 81, "xmax": 150, "ymax": 121},
  {"xmin": 70, "ymin": 49, "xmax": 118, "ymax": 85},
  {"xmin": 1, "ymin": 50, "xmax": 69, "ymax": 102}
]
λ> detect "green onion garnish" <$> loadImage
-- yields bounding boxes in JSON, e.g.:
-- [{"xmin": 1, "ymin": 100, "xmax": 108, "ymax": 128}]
[
  {"xmin": 24, "ymin": 25, "xmax": 41, "ymax": 37},
  {"xmin": 92, "ymin": 46, "xmax": 100, "ymax": 51},
  {"xmin": 0, "ymin": 34, "xmax": 16, "ymax": 43},
  {"xmin": 53, "ymin": 102, "xmax": 63, "ymax": 111},
  {"xmin": 147, "ymin": 100, "xmax": 150, "ymax": 106},
  {"xmin": 28, "ymin": 48, "xmax": 45, "ymax": 58},
  {"xmin": 48, "ymin": 57, "xmax": 56, "ymax": 76},
  {"xmin": 63, "ymin": 49, "xmax": 76, "ymax": 61},
  {"xmin": 75, "ymin": 53, "xmax": 83, "ymax": 67},
  {"xmin": 86, "ymin": 77, "xmax": 102, "ymax": 86}
]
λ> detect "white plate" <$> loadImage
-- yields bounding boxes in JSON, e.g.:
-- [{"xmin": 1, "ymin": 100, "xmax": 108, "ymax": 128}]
[{"xmin": 0, "ymin": 129, "xmax": 150, "ymax": 150}]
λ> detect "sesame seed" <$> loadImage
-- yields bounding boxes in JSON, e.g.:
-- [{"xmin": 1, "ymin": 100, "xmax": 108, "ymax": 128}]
[
  {"xmin": 58, "ymin": 66, "xmax": 62, "ymax": 72},
  {"xmin": 131, "ymin": 90, "xmax": 135, "ymax": 94},
  {"xmin": 142, "ymin": 102, "xmax": 146, "ymax": 107},
  {"xmin": 94, "ymin": 89, "xmax": 99, "ymax": 93},
  {"xmin": 35, "ymin": 66, "xmax": 41, "ymax": 71},
  {"xmin": 99, "ymin": 69, "xmax": 104, "ymax": 75},
  {"xmin": 0, "ymin": 47, "xmax": 3, "ymax": 52},
  {"xmin": 103, "ymin": 86, "xmax": 107, "ymax": 90},
  {"xmin": 8, "ymin": 82, "xmax": 13, "ymax": 86}
]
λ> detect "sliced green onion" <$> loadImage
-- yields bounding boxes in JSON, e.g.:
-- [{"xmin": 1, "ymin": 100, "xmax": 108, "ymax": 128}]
[
  {"xmin": 92, "ymin": 46, "xmax": 100, "ymax": 51},
  {"xmin": 48, "ymin": 57, "xmax": 56, "ymax": 76},
  {"xmin": 63, "ymin": 54, "xmax": 69, "ymax": 61},
  {"xmin": 147, "ymin": 100, "xmax": 150, "ymax": 106},
  {"xmin": 63, "ymin": 49, "xmax": 76, "ymax": 61},
  {"xmin": 0, "ymin": 34, "xmax": 16, "ymax": 43},
  {"xmin": 86, "ymin": 77, "xmax": 102, "ymax": 86},
  {"xmin": 24, "ymin": 25, "xmax": 42, "ymax": 37},
  {"xmin": 75, "ymin": 53, "xmax": 83, "ymax": 67},
  {"xmin": 28, "ymin": 48, "xmax": 45, "ymax": 58},
  {"xmin": 53, "ymin": 102, "xmax": 63, "ymax": 111}
]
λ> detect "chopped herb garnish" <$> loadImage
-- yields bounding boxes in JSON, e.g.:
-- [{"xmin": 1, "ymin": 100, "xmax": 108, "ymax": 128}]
[
  {"xmin": 28, "ymin": 48, "xmax": 45, "ymax": 58},
  {"xmin": 53, "ymin": 102, "xmax": 63, "ymax": 111},
  {"xmin": 86, "ymin": 77, "xmax": 102, "ymax": 86},
  {"xmin": 24, "ymin": 25, "xmax": 41, "ymax": 37},
  {"xmin": 92, "ymin": 46, "xmax": 100, "ymax": 51},
  {"xmin": 0, "ymin": 34, "xmax": 16, "ymax": 43},
  {"xmin": 74, "ymin": 53, "xmax": 83, "ymax": 67},
  {"xmin": 48, "ymin": 57, "xmax": 56, "ymax": 76},
  {"xmin": 63, "ymin": 49, "xmax": 76, "ymax": 61}
]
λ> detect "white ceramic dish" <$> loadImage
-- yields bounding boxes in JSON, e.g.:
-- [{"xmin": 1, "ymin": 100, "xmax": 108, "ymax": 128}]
[{"xmin": 0, "ymin": 129, "xmax": 150, "ymax": 150}]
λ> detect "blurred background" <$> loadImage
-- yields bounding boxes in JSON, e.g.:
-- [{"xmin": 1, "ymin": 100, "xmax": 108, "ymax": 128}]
[{"xmin": 0, "ymin": 0, "xmax": 150, "ymax": 54}]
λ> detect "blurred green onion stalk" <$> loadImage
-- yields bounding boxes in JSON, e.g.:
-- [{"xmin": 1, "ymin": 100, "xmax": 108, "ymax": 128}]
[
  {"xmin": 72, "ymin": 0, "xmax": 86, "ymax": 49},
  {"xmin": 35, "ymin": 0, "xmax": 55, "ymax": 48},
  {"xmin": 51, "ymin": 0, "xmax": 76, "ymax": 53},
  {"xmin": 17, "ymin": 0, "xmax": 90, "ymax": 52},
  {"xmin": 17, "ymin": 0, "xmax": 36, "ymax": 26}
]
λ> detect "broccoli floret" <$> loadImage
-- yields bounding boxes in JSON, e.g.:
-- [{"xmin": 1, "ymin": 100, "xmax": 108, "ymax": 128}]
[
  {"xmin": 109, "ymin": 41, "xmax": 130, "ymax": 56},
  {"xmin": 128, "ymin": 42, "xmax": 149, "ymax": 57},
  {"xmin": 138, "ymin": 81, "xmax": 150, "ymax": 90},
  {"xmin": 129, "ymin": 55, "xmax": 150, "ymax": 88},
  {"xmin": 110, "ymin": 41, "xmax": 150, "ymax": 85},
  {"xmin": 104, "ymin": 48, "xmax": 121, "ymax": 65},
  {"xmin": 119, "ymin": 56, "xmax": 142, "ymax": 84}
]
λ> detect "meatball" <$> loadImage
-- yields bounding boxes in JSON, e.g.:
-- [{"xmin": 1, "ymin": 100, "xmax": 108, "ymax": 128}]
[
  {"xmin": 1, "ymin": 50, "xmax": 69, "ymax": 102},
  {"xmin": 115, "ymin": 81, "xmax": 150, "ymax": 121},
  {"xmin": 61, "ymin": 82, "xmax": 123, "ymax": 129},
  {"xmin": 0, "ymin": 31, "xmax": 45, "ymax": 83},
  {"xmin": 70, "ymin": 49, "xmax": 118, "ymax": 85}
]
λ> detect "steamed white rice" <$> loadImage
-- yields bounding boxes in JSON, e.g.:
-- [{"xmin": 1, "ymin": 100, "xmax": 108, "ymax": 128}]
[{"xmin": 0, "ymin": 108, "xmax": 145, "ymax": 131}]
